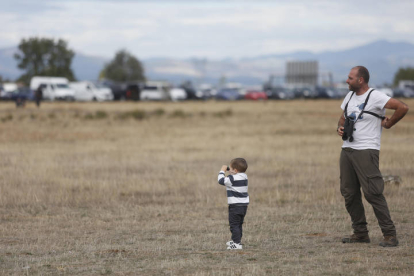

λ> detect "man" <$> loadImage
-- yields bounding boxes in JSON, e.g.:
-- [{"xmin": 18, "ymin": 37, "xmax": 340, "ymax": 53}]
[
  {"xmin": 337, "ymin": 66, "xmax": 408, "ymax": 247},
  {"xmin": 35, "ymin": 84, "xmax": 44, "ymax": 108}
]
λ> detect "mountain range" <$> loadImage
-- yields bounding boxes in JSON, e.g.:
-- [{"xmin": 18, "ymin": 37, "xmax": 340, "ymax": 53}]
[{"xmin": 1, "ymin": 40, "xmax": 414, "ymax": 86}]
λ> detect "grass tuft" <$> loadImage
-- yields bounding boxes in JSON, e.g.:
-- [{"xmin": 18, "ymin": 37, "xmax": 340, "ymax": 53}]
[
  {"xmin": 95, "ymin": 110, "xmax": 108, "ymax": 119},
  {"xmin": 170, "ymin": 109, "xmax": 187, "ymax": 118},
  {"xmin": 1, "ymin": 114, "xmax": 13, "ymax": 122},
  {"xmin": 213, "ymin": 108, "xmax": 233, "ymax": 118}
]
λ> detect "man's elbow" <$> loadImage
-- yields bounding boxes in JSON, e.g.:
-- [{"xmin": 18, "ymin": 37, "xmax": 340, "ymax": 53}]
[{"xmin": 401, "ymin": 103, "xmax": 409, "ymax": 115}]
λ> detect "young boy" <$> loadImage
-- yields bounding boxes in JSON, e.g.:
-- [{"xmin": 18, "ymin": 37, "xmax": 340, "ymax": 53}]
[{"xmin": 218, "ymin": 158, "xmax": 249, "ymax": 250}]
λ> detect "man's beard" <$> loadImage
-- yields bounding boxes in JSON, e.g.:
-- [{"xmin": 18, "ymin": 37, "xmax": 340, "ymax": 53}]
[{"xmin": 348, "ymin": 84, "xmax": 358, "ymax": 91}]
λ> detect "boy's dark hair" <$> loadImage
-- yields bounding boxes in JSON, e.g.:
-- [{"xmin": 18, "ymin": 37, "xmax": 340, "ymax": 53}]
[
  {"xmin": 230, "ymin": 158, "xmax": 248, "ymax": 172},
  {"xmin": 353, "ymin": 65, "xmax": 370, "ymax": 83}
]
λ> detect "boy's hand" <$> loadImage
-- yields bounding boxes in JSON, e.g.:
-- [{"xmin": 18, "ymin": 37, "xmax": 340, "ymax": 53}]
[{"xmin": 221, "ymin": 165, "xmax": 228, "ymax": 172}]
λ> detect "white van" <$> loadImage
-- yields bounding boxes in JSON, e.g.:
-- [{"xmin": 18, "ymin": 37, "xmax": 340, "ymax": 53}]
[
  {"xmin": 169, "ymin": 88, "xmax": 187, "ymax": 101},
  {"xmin": 30, "ymin": 76, "xmax": 75, "ymax": 101},
  {"xmin": 140, "ymin": 81, "xmax": 170, "ymax": 101},
  {"xmin": 69, "ymin": 81, "xmax": 113, "ymax": 101}
]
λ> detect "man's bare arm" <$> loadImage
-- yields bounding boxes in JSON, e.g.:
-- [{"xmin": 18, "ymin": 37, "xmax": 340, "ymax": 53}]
[
  {"xmin": 337, "ymin": 111, "xmax": 345, "ymax": 136},
  {"xmin": 382, "ymin": 98, "xmax": 409, "ymax": 129}
]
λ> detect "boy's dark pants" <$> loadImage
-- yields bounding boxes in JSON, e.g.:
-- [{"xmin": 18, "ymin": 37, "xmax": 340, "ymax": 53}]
[
  {"xmin": 228, "ymin": 205, "xmax": 248, "ymax": 244},
  {"xmin": 340, "ymin": 148, "xmax": 396, "ymax": 237}
]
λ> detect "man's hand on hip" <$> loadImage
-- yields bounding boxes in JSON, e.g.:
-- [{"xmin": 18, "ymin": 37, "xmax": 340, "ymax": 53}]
[{"xmin": 382, "ymin": 117, "xmax": 391, "ymax": 129}]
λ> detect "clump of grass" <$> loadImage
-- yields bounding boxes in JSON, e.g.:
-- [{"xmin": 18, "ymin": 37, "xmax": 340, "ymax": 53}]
[
  {"xmin": 213, "ymin": 108, "xmax": 233, "ymax": 118},
  {"xmin": 129, "ymin": 109, "xmax": 146, "ymax": 120},
  {"xmin": 95, "ymin": 110, "xmax": 108, "ymax": 119},
  {"xmin": 170, "ymin": 109, "xmax": 187, "ymax": 118},
  {"xmin": 116, "ymin": 113, "xmax": 129, "ymax": 120},
  {"xmin": 83, "ymin": 113, "xmax": 94, "ymax": 120},
  {"xmin": 82, "ymin": 111, "xmax": 109, "ymax": 120},
  {"xmin": 153, "ymin": 108, "xmax": 165, "ymax": 117},
  {"xmin": 1, "ymin": 114, "xmax": 13, "ymax": 122},
  {"xmin": 117, "ymin": 109, "xmax": 146, "ymax": 120},
  {"xmin": 48, "ymin": 113, "xmax": 56, "ymax": 120},
  {"xmin": 30, "ymin": 113, "xmax": 37, "ymax": 120}
]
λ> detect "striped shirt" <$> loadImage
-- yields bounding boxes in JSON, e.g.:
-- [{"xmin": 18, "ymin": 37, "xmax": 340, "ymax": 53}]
[{"xmin": 218, "ymin": 171, "xmax": 249, "ymax": 206}]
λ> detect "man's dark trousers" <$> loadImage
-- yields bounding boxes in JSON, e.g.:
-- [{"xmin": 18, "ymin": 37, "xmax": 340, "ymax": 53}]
[
  {"xmin": 340, "ymin": 148, "xmax": 396, "ymax": 237},
  {"xmin": 228, "ymin": 205, "xmax": 248, "ymax": 244}
]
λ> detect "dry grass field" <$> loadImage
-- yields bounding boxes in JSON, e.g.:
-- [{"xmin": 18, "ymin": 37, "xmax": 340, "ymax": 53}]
[{"xmin": 0, "ymin": 99, "xmax": 413, "ymax": 275}]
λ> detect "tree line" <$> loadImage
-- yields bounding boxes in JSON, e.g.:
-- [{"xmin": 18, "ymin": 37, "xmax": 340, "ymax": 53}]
[
  {"xmin": 9, "ymin": 37, "xmax": 145, "ymax": 85},
  {"xmin": 3, "ymin": 37, "xmax": 414, "ymax": 86}
]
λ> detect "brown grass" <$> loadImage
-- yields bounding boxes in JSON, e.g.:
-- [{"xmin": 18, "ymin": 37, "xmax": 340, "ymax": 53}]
[{"xmin": 0, "ymin": 99, "xmax": 413, "ymax": 275}]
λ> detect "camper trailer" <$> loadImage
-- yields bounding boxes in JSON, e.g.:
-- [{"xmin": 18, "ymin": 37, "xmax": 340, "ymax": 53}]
[{"xmin": 30, "ymin": 76, "xmax": 75, "ymax": 101}]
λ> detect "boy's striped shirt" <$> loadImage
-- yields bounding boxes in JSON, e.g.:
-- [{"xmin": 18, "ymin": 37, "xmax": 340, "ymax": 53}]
[{"xmin": 218, "ymin": 171, "xmax": 249, "ymax": 205}]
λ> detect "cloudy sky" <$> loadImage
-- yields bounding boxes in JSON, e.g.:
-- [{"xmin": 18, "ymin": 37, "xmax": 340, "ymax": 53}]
[{"xmin": 1, "ymin": 0, "xmax": 413, "ymax": 59}]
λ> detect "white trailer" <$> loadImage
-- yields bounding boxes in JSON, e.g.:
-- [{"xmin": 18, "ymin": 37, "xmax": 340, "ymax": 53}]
[{"xmin": 30, "ymin": 76, "xmax": 75, "ymax": 101}]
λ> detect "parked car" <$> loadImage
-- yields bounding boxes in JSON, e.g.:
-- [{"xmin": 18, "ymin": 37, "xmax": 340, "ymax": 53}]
[
  {"xmin": 169, "ymin": 88, "xmax": 187, "ymax": 101},
  {"xmin": 96, "ymin": 80, "xmax": 127, "ymax": 100},
  {"xmin": 0, "ymin": 84, "xmax": 4, "ymax": 99},
  {"xmin": 292, "ymin": 86, "xmax": 318, "ymax": 99},
  {"xmin": 244, "ymin": 90, "xmax": 267, "ymax": 100},
  {"xmin": 11, "ymin": 87, "xmax": 34, "ymax": 107},
  {"xmin": 180, "ymin": 81, "xmax": 199, "ymax": 100},
  {"xmin": 140, "ymin": 81, "xmax": 170, "ymax": 101},
  {"xmin": 70, "ymin": 81, "xmax": 113, "ymax": 101},
  {"xmin": 216, "ymin": 88, "xmax": 242, "ymax": 100},
  {"xmin": 393, "ymin": 87, "xmax": 414, "ymax": 98},
  {"xmin": 93, "ymin": 82, "xmax": 114, "ymax": 101},
  {"xmin": 125, "ymin": 82, "xmax": 143, "ymax": 101},
  {"xmin": 195, "ymin": 84, "xmax": 216, "ymax": 100},
  {"xmin": 30, "ymin": 76, "xmax": 75, "ymax": 101},
  {"xmin": 266, "ymin": 86, "xmax": 294, "ymax": 100},
  {"xmin": 336, "ymin": 87, "xmax": 350, "ymax": 99},
  {"xmin": 314, "ymin": 86, "xmax": 338, "ymax": 99},
  {"xmin": 1, "ymin": 83, "xmax": 18, "ymax": 100}
]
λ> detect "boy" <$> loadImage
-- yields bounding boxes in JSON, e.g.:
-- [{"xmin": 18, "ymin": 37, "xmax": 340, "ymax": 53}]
[{"xmin": 218, "ymin": 158, "xmax": 249, "ymax": 250}]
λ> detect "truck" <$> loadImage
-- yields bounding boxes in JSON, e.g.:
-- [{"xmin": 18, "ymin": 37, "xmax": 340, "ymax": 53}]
[{"xmin": 30, "ymin": 76, "xmax": 75, "ymax": 101}]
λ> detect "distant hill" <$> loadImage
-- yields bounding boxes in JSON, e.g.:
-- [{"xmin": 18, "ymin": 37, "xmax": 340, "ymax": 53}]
[{"xmin": 1, "ymin": 40, "xmax": 414, "ymax": 86}]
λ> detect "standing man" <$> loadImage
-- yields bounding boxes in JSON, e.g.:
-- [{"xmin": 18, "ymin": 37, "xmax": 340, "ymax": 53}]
[
  {"xmin": 35, "ymin": 85, "xmax": 44, "ymax": 108},
  {"xmin": 337, "ymin": 66, "xmax": 408, "ymax": 247}
]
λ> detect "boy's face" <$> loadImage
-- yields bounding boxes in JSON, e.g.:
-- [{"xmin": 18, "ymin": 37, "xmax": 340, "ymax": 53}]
[{"xmin": 229, "ymin": 166, "xmax": 238, "ymax": 175}]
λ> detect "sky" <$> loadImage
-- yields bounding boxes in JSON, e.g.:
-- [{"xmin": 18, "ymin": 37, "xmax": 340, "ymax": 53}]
[{"xmin": 1, "ymin": 0, "xmax": 414, "ymax": 60}]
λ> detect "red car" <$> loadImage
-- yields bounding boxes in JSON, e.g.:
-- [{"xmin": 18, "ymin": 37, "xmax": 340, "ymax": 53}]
[{"xmin": 244, "ymin": 90, "xmax": 268, "ymax": 100}]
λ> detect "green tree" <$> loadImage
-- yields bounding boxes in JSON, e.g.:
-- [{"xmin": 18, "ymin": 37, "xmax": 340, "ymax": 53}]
[
  {"xmin": 14, "ymin": 37, "xmax": 75, "ymax": 84},
  {"xmin": 100, "ymin": 50, "xmax": 145, "ymax": 82},
  {"xmin": 393, "ymin": 67, "xmax": 414, "ymax": 86}
]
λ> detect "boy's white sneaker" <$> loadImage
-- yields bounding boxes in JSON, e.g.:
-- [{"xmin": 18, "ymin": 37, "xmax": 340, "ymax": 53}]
[
  {"xmin": 227, "ymin": 243, "xmax": 242, "ymax": 250},
  {"xmin": 226, "ymin": 240, "xmax": 234, "ymax": 246}
]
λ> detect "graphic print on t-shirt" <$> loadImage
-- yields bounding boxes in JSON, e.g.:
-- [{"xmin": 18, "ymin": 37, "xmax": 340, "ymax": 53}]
[
  {"xmin": 357, "ymin": 103, "xmax": 366, "ymax": 119},
  {"xmin": 349, "ymin": 112, "xmax": 357, "ymax": 121}
]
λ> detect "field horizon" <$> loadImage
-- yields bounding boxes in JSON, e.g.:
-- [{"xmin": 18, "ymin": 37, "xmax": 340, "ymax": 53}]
[{"xmin": 0, "ymin": 99, "xmax": 413, "ymax": 275}]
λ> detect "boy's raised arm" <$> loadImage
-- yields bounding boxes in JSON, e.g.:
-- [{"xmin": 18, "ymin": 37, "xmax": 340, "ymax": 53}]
[{"xmin": 218, "ymin": 166, "xmax": 231, "ymax": 186}]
